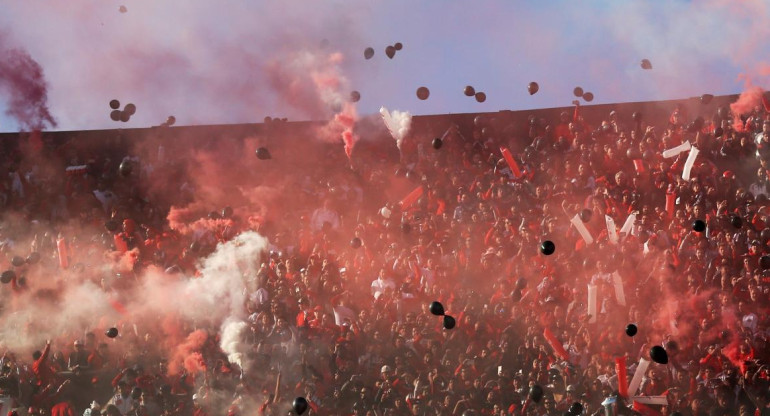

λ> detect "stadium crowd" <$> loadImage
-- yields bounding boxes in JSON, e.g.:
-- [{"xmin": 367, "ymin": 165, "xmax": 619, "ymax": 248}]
[{"xmin": 0, "ymin": 99, "xmax": 769, "ymax": 416}]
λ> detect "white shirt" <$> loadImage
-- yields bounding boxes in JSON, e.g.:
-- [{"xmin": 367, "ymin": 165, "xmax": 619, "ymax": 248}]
[
  {"xmin": 371, "ymin": 278, "xmax": 395, "ymax": 299},
  {"xmin": 249, "ymin": 288, "xmax": 269, "ymax": 308}
]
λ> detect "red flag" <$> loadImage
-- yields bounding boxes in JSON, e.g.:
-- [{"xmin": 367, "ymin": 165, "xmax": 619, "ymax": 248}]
[
  {"xmin": 400, "ymin": 186, "xmax": 424, "ymax": 209},
  {"xmin": 616, "ymin": 356, "xmax": 628, "ymax": 398},
  {"xmin": 543, "ymin": 328, "xmax": 570, "ymax": 361},
  {"xmin": 500, "ymin": 147, "xmax": 522, "ymax": 178}
]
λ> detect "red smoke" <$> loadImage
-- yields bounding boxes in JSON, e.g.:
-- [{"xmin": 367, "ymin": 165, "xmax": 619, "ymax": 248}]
[
  {"xmin": 168, "ymin": 329, "xmax": 208, "ymax": 376},
  {"xmin": 0, "ymin": 34, "xmax": 56, "ymax": 130}
]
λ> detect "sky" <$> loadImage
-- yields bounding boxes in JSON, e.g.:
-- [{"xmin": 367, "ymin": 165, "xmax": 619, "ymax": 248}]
[{"xmin": 0, "ymin": 0, "xmax": 769, "ymax": 132}]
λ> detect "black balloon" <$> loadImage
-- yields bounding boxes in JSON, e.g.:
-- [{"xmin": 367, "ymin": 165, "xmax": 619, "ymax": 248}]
[
  {"xmin": 540, "ymin": 240, "xmax": 555, "ymax": 256},
  {"xmin": 119, "ymin": 111, "xmax": 131, "ymax": 122},
  {"xmin": 292, "ymin": 397, "xmax": 309, "ymax": 415},
  {"xmin": 529, "ymin": 385, "xmax": 544, "ymax": 403},
  {"xmin": 124, "ymin": 103, "xmax": 136, "ymax": 115},
  {"xmin": 583, "ymin": 92, "xmax": 594, "ymax": 102},
  {"xmin": 110, "ymin": 110, "xmax": 121, "ymax": 121},
  {"xmin": 394, "ymin": 42, "xmax": 403, "ymax": 51},
  {"xmin": 625, "ymin": 324, "xmax": 638, "ymax": 337},
  {"xmin": 632, "ymin": 112, "xmax": 642, "ymax": 122},
  {"xmin": 364, "ymin": 47, "xmax": 374, "ymax": 60},
  {"xmin": 119, "ymin": 160, "xmax": 132, "ymax": 177},
  {"xmin": 166, "ymin": 116, "xmax": 176, "ymax": 126},
  {"xmin": 443, "ymin": 315, "xmax": 456, "ymax": 329},
  {"xmin": 222, "ymin": 206, "xmax": 234, "ymax": 219},
  {"xmin": 650, "ymin": 345, "xmax": 668, "ymax": 364},
  {"xmin": 730, "ymin": 215, "xmax": 742, "ymax": 229},
  {"xmin": 350, "ymin": 237, "xmax": 362, "ymax": 249},
  {"xmin": 106, "ymin": 327, "xmax": 119, "ymax": 338},
  {"xmin": 641, "ymin": 59, "xmax": 652, "ymax": 70},
  {"xmin": 760, "ymin": 255, "xmax": 770, "ymax": 270},
  {"xmin": 528, "ymin": 82, "xmax": 539, "ymax": 95},
  {"xmin": 701, "ymin": 94, "xmax": 714, "ymax": 105},
  {"xmin": 692, "ymin": 219, "xmax": 706, "ymax": 232},
  {"xmin": 429, "ymin": 301, "xmax": 445, "ymax": 316},
  {"xmin": 416, "ymin": 87, "xmax": 430, "ymax": 100},
  {"xmin": 432, "ymin": 138, "xmax": 443, "ymax": 150},
  {"xmin": 573, "ymin": 87, "xmax": 584, "ymax": 97},
  {"xmin": 350, "ymin": 91, "xmax": 361, "ymax": 103},
  {"xmin": 11, "ymin": 256, "xmax": 25, "ymax": 267},
  {"xmin": 1, "ymin": 270, "xmax": 15, "ymax": 284},
  {"xmin": 208, "ymin": 211, "xmax": 221, "ymax": 220},
  {"xmin": 579, "ymin": 209, "xmax": 592, "ymax": 223},
  {"xmin": 568, "ymin": 402, "xmax": 584, "ymax": 415},
  {"xmin": 264, "ymin": 116, "xmax": 272, "ymax": 124},
  {"xmin": 26, "ymin": 252, "xmax": 40, "ymax": 265},
  {"xmin": 464, "ymin": 86, "xmax": 476, "ymax": 96},
  {"xmin": 385, "ymin": 46, "xmax": 396, "ymax": 59},
  {"xmin": 109, "ymin": 99, "xmax": 120, "ymax": 109},
  {"xmin": 475, "ymin": 92, "xmax": 486, "ymax": 103},
  {"xmin": 256, "ymin": 147, "xmax": 272, "ymax": 160},
  {"xmin": 516, "ymin": 277, "xmax": 527, "ymax": 290},
  {"xmin": 105, "ymin": 220, "xmax": 119, "ymax": 232}
]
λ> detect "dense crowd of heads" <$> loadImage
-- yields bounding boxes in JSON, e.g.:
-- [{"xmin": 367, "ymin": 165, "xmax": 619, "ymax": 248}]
[{"xmin": 0, "ymin": 97, "xmax": 768, "ymax": 416}]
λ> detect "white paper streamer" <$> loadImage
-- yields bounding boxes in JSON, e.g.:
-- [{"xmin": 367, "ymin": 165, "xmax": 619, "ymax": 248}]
[
  {"xmin": 612, "ymin": 272, "xmax": 626, "ymax": 306},
  {"xmin": 627, "ymin": 358, "xmax": 650, "ymax": 396},
  {"xmin": 620, "ymin": 213, "xmax": 636, "ymax": 236},
  {"xmin": 587, "ymin": 284, "xmax": 597, "ymax": 324},
  {"xmin": 631, "ymin": 396, "xmax": 668, "ymax": 406},
  {"xmin": 606, "ymin": 215, "xmax": 618, "ymax": 245},
  {"xmin": 662, "ymin": 141, "xmax": 691, "ymax": 159},
  {"xmin": 682, "ymin": 146, "xmax": 700, "ymax": 180},
  {"xmin": 571, "ymin": 214, "xmax": 594, "ymax": 245}
]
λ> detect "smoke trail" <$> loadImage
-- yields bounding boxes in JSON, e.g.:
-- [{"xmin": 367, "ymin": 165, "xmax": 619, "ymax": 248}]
[{"xmin": 0, "ymin": 33, "xmax": 56, "ymax": 130}]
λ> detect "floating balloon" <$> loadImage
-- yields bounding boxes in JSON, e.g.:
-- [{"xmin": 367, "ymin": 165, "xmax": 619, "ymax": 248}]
[
  {"xmin": 700, "ymin": 94, "xmax": 714, "ymax": 105},
  {"xmin": 109, "ymin": 99, "xmax": 120, "ymax": 110},
  {"xmin": 583, "ymin": 92, "xmax": 594, "ymax": 102},
  {"xmin": 118, "ymin": 160, "xmax": 133, "ymax": 177},
  {"xmin": 529, "ymin": 385, "xmax": 544, "ymax": 403},
  {"xmin": 166, "ymin": 116, "xmax": 176, "ymax": 126},
  {"xmin": 11, "ymin": 256, "xmax": 25, "ymax": 267},
  {"xmin": 464, "ymin": 86, "xmax": 476, "ymax": 97},
  {"xmin": 443, "ymin": 315, "xmax": 456, "ymax": 329},
  {"xmin": 625, "ymin": 324, "xmax": 638, "ymax": 337},
  {"xmin": 124, "ymin": 103, "xmax": 136, "ymax": 115},
  {"xmin": 264, "ymin": 116, "xmax": 272, "ymax": 124},
  {"xmin": 106, "ymin": 327, "xmax": 119, "ymax": 338},
  {"xmin": 692, "ymin": 219, "xmax": 706, "ymax": 233},
  {"xmin": 649, "ymin": 346, "xmax": 668, "ymax": 364},
  {"xmin": 527, "ymin": 82, "xmax": 539, "ymax": 95},
  {"xmin": 385, "ymin": 46, "xmax": 396, "ymax": 59},
  {"xmin": 516, "ymin": 277, "xmax": 527, "ymax": 290},
  {"xmin": 540, "ymin": 240, "xmax": 555, "ymax": 256},
  {"xmin": 394, "ymin": 42, "xmax": 403, "ymax": 51},
  {"xmin": 110, "ymin": 110, "xmax": 121, "ymax": 122},
  {"xmin": 208, "ymin": 211, "xmax": 221, "ymax": 220},
  {"xmin": 641, "ymin": 59, "xmax": 652, "ymax": 70},
  {"xmin": 632, "ymin": 112, "xmax": 642, "ymax": 122},
  {"xmin": 429, "ymin": 301, "xmax": 445, "ymax": 316},
  {"xmin": 568, "ymin": 402, "xmax": 584, "ymax": 416},
  {"xmin": 1, "ymin": 270, "xmax": 15, "ymax": 284},
  {"xmin": 760, "ymin": 255, "xmax": 770, "ymax": 270},
  {"xmin": 292, "ymin": 397, "xmax": 309, "ymax": 415},
  {"xmin": 364, "ymin": 47, "xmax": 374, "ymax": 60},
  {"xmin": 579, "ymin": 209, "xmax": 592, "ymax": 223},
  {"xmin": 26, "ymin": 252, "xmax": 40, "ymax": 265},
  {"xmin": 730, "ymin": 215, "xmax": 743, "ymax": 229},
  {"xmin": 350, "ymin": 237, "xmax": 362, "ymax": 249},
  {"xmin": 118, "ymin": 5, "xmax": 127, "ymax": 13},
  {"xmin": 119, "ymin": 111, "xmax": 131, "ymax": 123},
  {"xmin": 573, "ymin": 87, "xmax": 584, "ymax": 97},
  {"xmin": 475, "ymin": 92, "xmax": 486, "ymax": 103},
  {"xmin": 222, "ymin": 206, "xmax": 234, "ymax": 219},
  {"xmin": 256, "ymin": 147, "xmax": 272, "ymax": 160},
  {"xmin": 416, "ymin": 87, "xmax": 430, "ymax": 100},
  {"xmin": 432, "ymin": 138, "xmax": 443, "ymax": 150},
  {"xmin": 349, "ymin": 91, "xmax": 361, "ymax": 103}
]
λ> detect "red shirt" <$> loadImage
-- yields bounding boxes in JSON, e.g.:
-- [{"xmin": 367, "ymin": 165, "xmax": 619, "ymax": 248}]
[{"xmin": 51, "ymin": 402, "xmax": 75, "ymax": 416}]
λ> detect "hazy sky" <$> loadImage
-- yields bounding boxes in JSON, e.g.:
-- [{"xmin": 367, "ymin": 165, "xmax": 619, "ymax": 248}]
[{"xmin": 0, "ymin": 0, "xmax": 769, "ymax": 132}]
